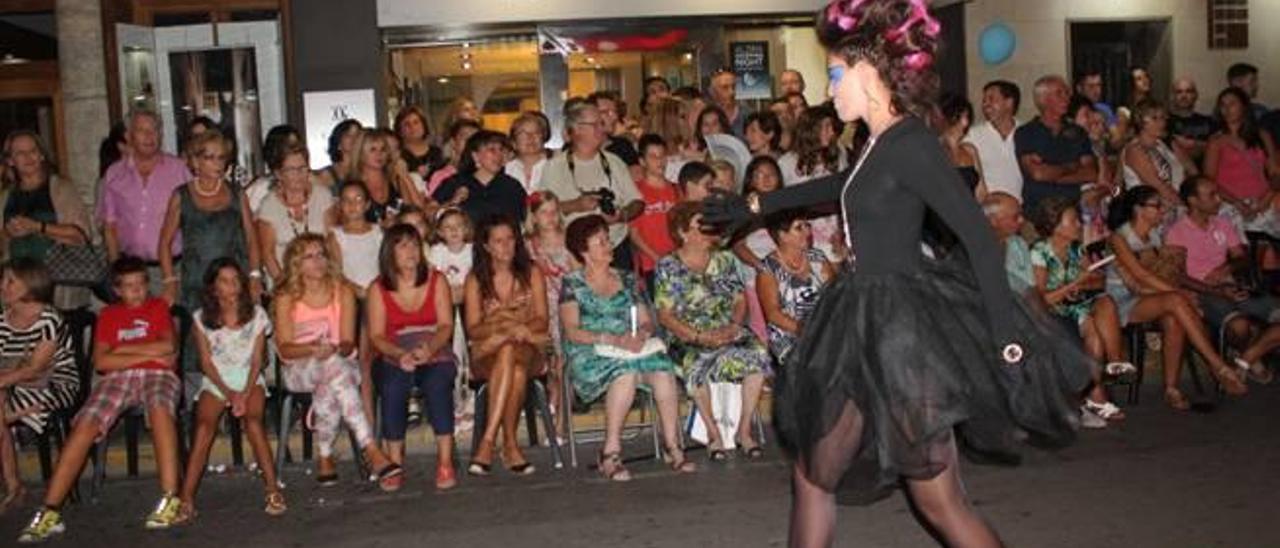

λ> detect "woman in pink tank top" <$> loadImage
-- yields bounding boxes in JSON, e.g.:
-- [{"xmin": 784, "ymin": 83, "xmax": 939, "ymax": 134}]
[
  {"xmin": 1206, "ymin": 87, "xmax": 1280, "ymax": 270},
  {"xmin": 273, "ymin": 233, "xmax": 402, "ymax": 490}
]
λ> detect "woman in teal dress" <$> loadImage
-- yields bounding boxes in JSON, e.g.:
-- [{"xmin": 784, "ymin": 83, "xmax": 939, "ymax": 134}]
[
  {"xmin": 655, "ymin": 202, "xmax": 770, "ymax": 459},
  {"xmin": 560, "ymin": 215, "xmax": 693, "ymax": 481}
]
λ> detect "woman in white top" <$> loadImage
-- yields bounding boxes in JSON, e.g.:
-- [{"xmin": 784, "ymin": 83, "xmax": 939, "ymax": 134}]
[
  {"xmin": 504, "ymin": 113, "xmax": 553, "ymax": 192},
  {"xmin": 1121, "ymin": 100, "xmax": 1196, "ymax": 207},
  {"xmin": 257, "ymin": 143, "xmax": 334, "ymax": 287}
]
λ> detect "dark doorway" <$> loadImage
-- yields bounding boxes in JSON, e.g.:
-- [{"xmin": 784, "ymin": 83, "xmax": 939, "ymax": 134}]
[{"xmin": 1069, "ymin": 20, "xmax": 1172, "ymax": 109}]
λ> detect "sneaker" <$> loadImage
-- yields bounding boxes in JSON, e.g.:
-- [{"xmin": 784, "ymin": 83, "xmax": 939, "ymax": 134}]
[
  {"xmin": 1080, "ymin": 405, "xmax": 1107, "ymax": 429},
  {"xmin": 144, "ymin": 494, "xmax": 183, "ymax": 530},
  {"xmin": 18, "ymin": 508, "xmax": 65, "ymax": 543}
]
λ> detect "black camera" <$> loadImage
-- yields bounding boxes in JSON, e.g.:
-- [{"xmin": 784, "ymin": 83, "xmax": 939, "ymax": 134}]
[{"xmin": 586, "ymin": 188, "xmax": 617, "ymax": 216}]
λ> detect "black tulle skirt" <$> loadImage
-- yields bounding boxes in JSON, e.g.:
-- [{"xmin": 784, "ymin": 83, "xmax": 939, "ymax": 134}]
[{"xmin": 774, "ymin": 254, "xmax": 1092, "ymax": 505}]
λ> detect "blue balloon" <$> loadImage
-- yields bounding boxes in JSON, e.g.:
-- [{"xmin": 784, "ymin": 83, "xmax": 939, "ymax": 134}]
[{"xmin": 978, "ymin": 23, "xmax": 1016, "ymax": 65}]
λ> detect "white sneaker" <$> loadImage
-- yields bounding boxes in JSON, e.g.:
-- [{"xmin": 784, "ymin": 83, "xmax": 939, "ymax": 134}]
[{"xmin": 1079, "ymin": 406, "xmax": 1107, "ymax": 429}]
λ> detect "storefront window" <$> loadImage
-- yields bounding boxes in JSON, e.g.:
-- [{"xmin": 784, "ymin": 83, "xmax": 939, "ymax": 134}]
[{"xmin": 389, "ymin": 39, "xmax": 541, "ymax": 136}]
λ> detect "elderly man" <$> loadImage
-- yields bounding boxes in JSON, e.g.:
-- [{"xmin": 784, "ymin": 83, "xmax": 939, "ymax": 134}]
[
  {"xmin": 1015, "ymin": 75, "xmax": 1097, "ymax": 212},
  {"xmin": 1168, "ymin": 77, "xmax": 1217, "ymax": 162},
  {"xmin": 964, "ymin": 80, "xmax": 1024, "ymax": 202},
  {"xmin": 97, "ymin": 109, "xmax": 192, "ymax": 293},
  {"xmin": 709, "ymin": 69, "xmax": 747, "ymax": 137},
  {"xmin": 983, "ymin": 191, "xmax": 1033, "ymax": 294},
  {"xmin": 541, "ymin": 101, "xmax": 644, "ymax": 268},
  {"xmin": 589, "ymin": 90, "xmax": 643, "ymax": 182},
  {"xmin": 778, "ymin": 69, "xmax": 805, "ymax": 97}
]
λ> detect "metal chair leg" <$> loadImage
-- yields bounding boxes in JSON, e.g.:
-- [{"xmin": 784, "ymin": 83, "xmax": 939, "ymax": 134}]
[
  {"xmin": 91, "ymin": 437, "xmax": 108, "ymax": 502},
  {"xmin": 470, "ymin": 385, "xmax": 488, "ymax": 455},
  {"xmin": 647, "ymin": 391, "xmax": 662, "ymax": 461},
  {"xmin": 530, "ymin": 381, "xmax": 563, "ymax": 469},
  {"xmin": 124, "ymin": 414, "xmax": 140, "ymax": 478},
  {"xmin": 275, "ymin": 394, "xmax": 293, "ymax": 482},
  {"xmin": 563, "ymin": 367, "xmax": 578, "ymax": 469}
]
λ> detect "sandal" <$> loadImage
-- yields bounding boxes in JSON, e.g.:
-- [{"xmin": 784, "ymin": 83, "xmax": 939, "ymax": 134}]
[
  {"xmin": 707, "ymin": 441, "xmax": 728, "ymax": 462},
  {"xmin": 1104, "ymin": 361, "xmax": 1138, "ymax": 376},
  {"xmin": 1083, "ymin": 399, "xmax": 1125, "ymax": 421},
  {"xmin": 172, "ymin": 502, "xmax": 196, "ymax": 525},
  {"xmin": 735, "ymin": 436, "xmax": 764, "ymax": 460},
  {"xmin": 663, "ymin": 447, "xmax": 696, "ymax": 474},
  {"xmin": 264, "ymin": 492, "xmax": 287, "ymax": 516},
  {"xmin": 506, "ymin": 461, "xmax": 536, "ymax": 476},
  {"xmin": 467, "ymin": 460, "xmax": 492, "ymax": 476},
  {"xmin": 1211, "ymin": 364, "xmax": 1248, "ymax": 396},
  {"xmin": 1164, "ymin": 387, "xmax": 1191, "ymax": 411},
  {"xmin": 1235, "ymin": 358, "xmax": 1275, "ymax": 385},
  {"xmin": 374, "ymin": 463, "xmax": 404, "ymax": 492},
  {"xmin": 597, "ymin": 451, "xmax": 632, "ymax": 482},
  {"xmin": 315, "ymin": 473, "xmax": 339, "ymax": 487}
]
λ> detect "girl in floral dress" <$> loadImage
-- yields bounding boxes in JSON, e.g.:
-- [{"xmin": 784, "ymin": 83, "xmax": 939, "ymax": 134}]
[{"xmin": 525, "ymin": 191, "xmax": 577, "ymax": 438}]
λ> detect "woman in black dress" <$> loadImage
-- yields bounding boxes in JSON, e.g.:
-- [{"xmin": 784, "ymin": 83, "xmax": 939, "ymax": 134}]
[{"xmin": 704, "ymin": 1, "xmax": 1090, "ymax": 546}]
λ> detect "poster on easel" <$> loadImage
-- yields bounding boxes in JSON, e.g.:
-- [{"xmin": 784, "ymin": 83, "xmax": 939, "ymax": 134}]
[{"xmin": 302, "ymin": 89, "xmax": 377, "ymax": 169}]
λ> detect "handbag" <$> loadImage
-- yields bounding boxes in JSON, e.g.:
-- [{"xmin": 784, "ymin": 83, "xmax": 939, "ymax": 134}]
[
  {"xmin": 593, "ymin": 337, "xmax": 667, "ymax": 360},
  {"xmin": 44, "ymin": 226, "xmax": 109, "ymax": 288}
]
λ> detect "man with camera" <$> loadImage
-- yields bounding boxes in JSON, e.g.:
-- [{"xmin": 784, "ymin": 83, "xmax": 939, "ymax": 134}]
[{"xmin": 542, "ymin": 101, "xmax": 644, "ymax": 269}]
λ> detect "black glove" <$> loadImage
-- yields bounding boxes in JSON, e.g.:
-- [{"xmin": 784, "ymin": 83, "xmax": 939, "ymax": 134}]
[{"xmin": 700, "ymin": 189, "xmax": 755, "ymax": 237}]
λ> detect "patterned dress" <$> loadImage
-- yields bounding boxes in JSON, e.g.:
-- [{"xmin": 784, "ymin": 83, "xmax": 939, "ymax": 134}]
[
  {"xmin": 1030, "ymin": 241, "xmax": 1091, "ymax": 324},
  {"xmin": 758, "ymin": 249, "xmax": 829, "ymax": 362},
  {"xmin": 560, "ymin": 270, "xmax": 675, "ymax": 402},
  {"xmin": 529, "ymin": 235, "xmax": 576, "ymax": 359},
  {"xmin": 654, "ymin": 250, "xmax": 771, "ymax": 389},
  {"xmin": 1, "ymin": 308, "xmax": 79, "ymax": 434}
]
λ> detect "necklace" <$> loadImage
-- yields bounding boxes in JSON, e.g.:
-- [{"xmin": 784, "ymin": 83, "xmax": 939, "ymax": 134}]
[{"xmin": 193, "ymin": 177, "xmax": 224, "ymax": 198}]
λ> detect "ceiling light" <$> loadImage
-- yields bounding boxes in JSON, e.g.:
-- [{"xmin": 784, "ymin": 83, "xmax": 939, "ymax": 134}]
[
  {"xmin": 586, "ymin": 56, "xmax": 596, "ymax": 64},
  {"xmin": 0, "ymin": 53, "xmax": 30, "ymax": 65},
  {"xmin": 461, "ymin": 61, "xmax": 473, "ymax": 70},
  {"xmin": 438, "ymin": 77, "xmax": 450, "ymax": 84}
]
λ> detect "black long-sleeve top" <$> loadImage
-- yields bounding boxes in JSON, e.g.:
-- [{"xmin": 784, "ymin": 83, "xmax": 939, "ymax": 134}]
[{"xmin": 757, "ymin": 117, "xmax": 1017, "ymax": 350}]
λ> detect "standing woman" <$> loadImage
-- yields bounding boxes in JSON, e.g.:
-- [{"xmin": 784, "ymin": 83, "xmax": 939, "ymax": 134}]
[
  {"xmin": 463, "ymin": 216, "xmax": 550, "ymax": 476},
  {"xmin": 937, "ymin": 93, "xmax": 987, "ymax": 198},
  {"xmin": 505, "ymin": 112, "xmax": 553, "ymax": 192},
  {"xmin": 351, "ymin": 129, "xmax": 427, "ymax": 226},
  {"xmin": 703, "ymin": 1, "xmax": 1090, "ymax": 545},
  {"xmin": 315, "ymin": 120, "xmax": 362, "ymax": 191},
  {"xmin": 1, "ymin": 131, "xmax": 95, "ymax": 310},
  {"xmin": 256, "ymin": 142, "xmax": 334, "ymax": 287},
  {"xmin": 396, "ymin": 106, "xmax": 444, "ymax": 181},
  {"xmin": 158, "ymin": 129, "xmax": 262, "ymax": 399}
]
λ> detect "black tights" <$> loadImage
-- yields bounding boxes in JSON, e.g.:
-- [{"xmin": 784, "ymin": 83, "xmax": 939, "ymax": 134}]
[{"xmin": 788, "ymin": 401, "xmax": 1004, "ymax": 548}]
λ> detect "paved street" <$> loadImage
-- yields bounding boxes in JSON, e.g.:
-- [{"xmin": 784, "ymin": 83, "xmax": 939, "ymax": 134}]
[{"xmin": 2, "ymin": 380, "xmax": 1279, "ymax": 547}]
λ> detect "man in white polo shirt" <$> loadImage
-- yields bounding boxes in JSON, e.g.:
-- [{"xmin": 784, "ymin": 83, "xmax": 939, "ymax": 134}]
[{"xmin": 964, "ymin": 80, "xmax": 1024, "ymax": 201}]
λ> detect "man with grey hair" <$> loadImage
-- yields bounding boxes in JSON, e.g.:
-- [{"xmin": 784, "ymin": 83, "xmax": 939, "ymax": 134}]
[
  {"xmin": 982, "ymin": 191, "xmax": 1034, "ymax": 294},
  {"xmin": 1014, "ymin": 75, "xmax": 1097, "ymax": 212},
  {"xmin": 708, "ymin": 69, "xmax": 747, "ymax": 137},
  {"xmin": 96, "ymin": 109, "xmax": 192, "ymax": 293},
  {"xmin": 540, "ymin": 101, "xmax": 643, "ymax": 268}
]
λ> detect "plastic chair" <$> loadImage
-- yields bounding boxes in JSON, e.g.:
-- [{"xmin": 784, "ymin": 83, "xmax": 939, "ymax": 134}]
[
  {"xmin": 468, "ymin": 374, "xmax": 564, "ymax": 470},
  {"xmin": 272, "ymin": 348, "xmax": 368, "ymax": 483}
]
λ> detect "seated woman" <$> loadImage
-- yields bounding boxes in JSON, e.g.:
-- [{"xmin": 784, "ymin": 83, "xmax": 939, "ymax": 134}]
[
  {"xmin": 756, "ymin": 210, "xmax": 835, "ymax": 364},
  {"xmin": 367, "ymin": 224, "xmax": 457, "ymax": 491},
  {"xmin": 179, "ymin": 258, "xmax": 283, "ymax": 521},
  {"xmin": 273, "ymin": 233, "xmax": 401, "ymax": 490},
  {"xmin": 463, "ymin": 216, "xmax": 550, "ymax": 476},
  {"xmin": 656, "ymin": 202, "xmax": 771, "ymax": 459},
  {"xmin": 560, "ymin": 215, "xmax": 694, "ymax": 481},
  {"xmin": 0, "ymin": 259, "xmax": 79, "ymax": 511},
  {"xmin": 1106, "ymin": 185, "xmax": 1248, "ymax": 410},
  {"xmin": 1029, "ymin": 197, "xmax": 1130, "ymax": 426}
]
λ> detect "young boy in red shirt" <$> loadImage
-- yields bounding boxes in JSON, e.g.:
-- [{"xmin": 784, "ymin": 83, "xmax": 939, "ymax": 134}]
[
  {"xmin": 20, "ymin": 257, "xmax": 182, "ymax": 543},
  {"xmin": 629, "ymin": 134, "xmax": 681, "ymax": 291}
]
